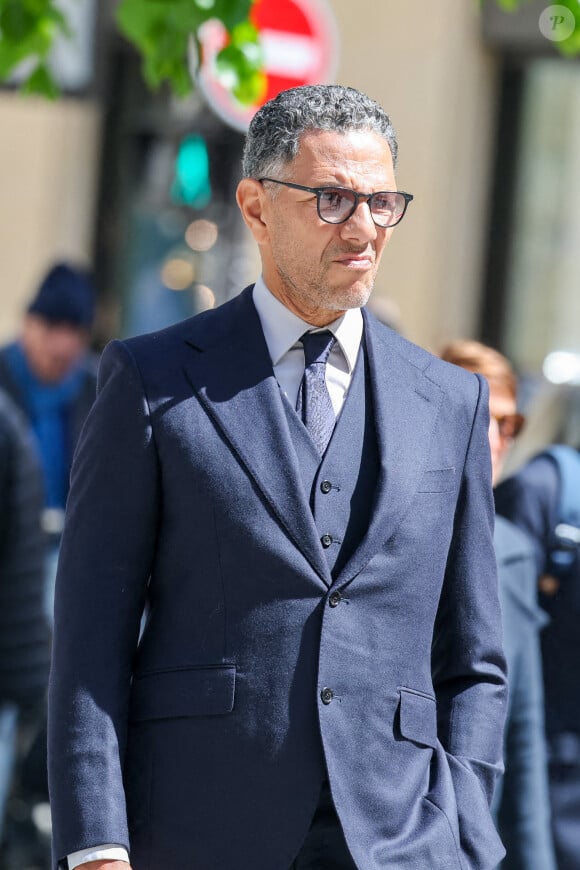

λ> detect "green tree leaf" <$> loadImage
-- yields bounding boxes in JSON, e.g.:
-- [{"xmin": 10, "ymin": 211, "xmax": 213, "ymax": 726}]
[
  {"xmin": 21, "ymin": 60, "xmax": 58, "ymax": 98},
  {"xmin": 2, "ymin": 0, "xmax": 580, "ymax": 102},
  {"xmin": 0, "ymin": 0, "xmax": 67, "ymax": 92},
  {"xmin": 0, "ymin": 2, "xmax": 38, "ymax": 43},
  {"xmin": 116, "ymin": 0, "xmax": 261, "ymax": 100},
  {"xmin": 492, "ymin": 0, "xmax": 525, "ymax": 11},
  {"xmin": 214, "ymin": 20, "xmax": 264, "ymax": 104}
]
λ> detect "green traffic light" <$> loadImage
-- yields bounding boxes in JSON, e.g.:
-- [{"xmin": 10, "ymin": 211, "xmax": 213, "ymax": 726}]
[{"xmin": 171, "ymin": 134, "xmax": 212, "ymax": 208}]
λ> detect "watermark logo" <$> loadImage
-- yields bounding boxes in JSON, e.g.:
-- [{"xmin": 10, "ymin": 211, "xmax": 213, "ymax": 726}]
[{"xmin": 539, "ymin": 5, "xmax": 576, "ymax": 41}]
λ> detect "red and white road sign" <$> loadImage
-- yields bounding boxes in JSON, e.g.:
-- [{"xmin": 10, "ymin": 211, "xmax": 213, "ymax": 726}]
[{"xmin": 197, "ymin": 0, "xmax": 340, "ymax": 132}]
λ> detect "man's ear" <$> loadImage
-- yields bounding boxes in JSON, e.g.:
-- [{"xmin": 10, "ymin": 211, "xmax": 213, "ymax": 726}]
[{"xmin": 236, "ymin": 178, "xmax": 271, "ymax": 245}]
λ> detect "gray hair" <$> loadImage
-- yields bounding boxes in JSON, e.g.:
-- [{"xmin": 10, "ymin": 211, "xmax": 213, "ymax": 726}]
[{"xmin": 242, "ymin": 84, "xmax": 398, "ymax": 179}]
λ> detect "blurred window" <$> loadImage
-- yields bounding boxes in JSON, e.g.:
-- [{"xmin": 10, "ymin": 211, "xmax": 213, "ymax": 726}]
[{"xmin": 502, "ymin": 60, "xmax": 580, "ymax": 377}]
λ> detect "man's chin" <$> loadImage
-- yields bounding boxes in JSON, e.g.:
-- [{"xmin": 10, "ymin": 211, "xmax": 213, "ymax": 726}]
[{"xmin": 330, "ymin": 283, "xmax": 374, "ymax": 311}]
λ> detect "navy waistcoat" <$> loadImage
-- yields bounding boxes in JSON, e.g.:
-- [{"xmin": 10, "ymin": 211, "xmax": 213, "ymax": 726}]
[{"xmin": 284, "ymin": 336, "xmax": 380, "ymax": 579}]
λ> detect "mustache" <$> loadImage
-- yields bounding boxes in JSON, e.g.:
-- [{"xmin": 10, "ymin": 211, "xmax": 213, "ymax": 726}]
[{"xmin": 332, "ymin": 245, "xmax": 374, "ymax": 256}]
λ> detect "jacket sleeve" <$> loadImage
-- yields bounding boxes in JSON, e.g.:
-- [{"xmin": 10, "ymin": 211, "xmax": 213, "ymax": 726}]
[
  {"xmin": 432, "ymin": 374, "xmax": 508, "ymax": 857},
  {"xmin": 48, "ymin": 340, "xmax": 159, "ymax": 867}
]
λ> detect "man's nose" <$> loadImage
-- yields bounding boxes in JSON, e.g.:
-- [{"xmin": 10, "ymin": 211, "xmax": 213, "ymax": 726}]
[{"xmin": 339, "ymin": 200, "xmax": 378, "ymax": 242}]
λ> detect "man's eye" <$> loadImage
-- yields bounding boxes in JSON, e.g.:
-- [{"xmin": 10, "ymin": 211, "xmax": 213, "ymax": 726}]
[
  {"xmin": 372, "ymin": 194, "xmax": 395, "ymax": 212},
  {"xmin": 320, "ymin": 189, "xmax": 347, "ymax": 211}
]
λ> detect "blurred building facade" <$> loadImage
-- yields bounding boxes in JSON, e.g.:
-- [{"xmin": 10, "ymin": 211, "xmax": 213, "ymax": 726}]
[{"xmin": 0, "ymin": 0, "xmax": 579, "ymax": 388}]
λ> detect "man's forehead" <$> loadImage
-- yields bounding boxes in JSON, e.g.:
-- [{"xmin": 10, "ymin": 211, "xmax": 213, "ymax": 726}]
[{"xmin": 286, "ymin": 129, "xmax": 395, "ymax": 179}]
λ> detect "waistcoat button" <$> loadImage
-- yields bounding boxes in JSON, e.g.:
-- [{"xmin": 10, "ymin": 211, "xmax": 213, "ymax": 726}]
[
  {"xmin": 320, "ymin": 687, "xmax": 334, "ymax": 705},
  {"xmin": 329, "ymin": 591, "xmax": 342, "ymax": 608},
  {"xmin": 320, "ymin": 480, "xmax": 332, "ymax": 494},
  {"xmin": 321, "ymin": 534, "xmax": 333, "ymax": 548}
]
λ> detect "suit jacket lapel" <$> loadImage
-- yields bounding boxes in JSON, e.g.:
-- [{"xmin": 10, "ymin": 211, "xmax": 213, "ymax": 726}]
[
  {"xmin": 182, "ymin": 287, "xmax": 331, "ymax": 587},
  {"xmin": 337, "ymin": 312, "xmax": 443, "ymax": 586}
]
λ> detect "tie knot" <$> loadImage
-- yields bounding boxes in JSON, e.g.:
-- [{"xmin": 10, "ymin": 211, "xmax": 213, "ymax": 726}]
[{"xmin": 300, "ymin": 330, "xmax": 336, "ymax": 367}]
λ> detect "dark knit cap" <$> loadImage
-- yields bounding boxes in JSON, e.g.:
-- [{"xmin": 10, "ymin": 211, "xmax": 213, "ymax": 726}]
[{"xmin": 27, "ymin": 263, "xmax": 95, "ymax": 328}]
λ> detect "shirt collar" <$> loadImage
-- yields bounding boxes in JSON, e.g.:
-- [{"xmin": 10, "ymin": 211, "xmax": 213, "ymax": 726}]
[{"xmin": 252, "ymin": 276, "xmax": 363, "ymax": 373}]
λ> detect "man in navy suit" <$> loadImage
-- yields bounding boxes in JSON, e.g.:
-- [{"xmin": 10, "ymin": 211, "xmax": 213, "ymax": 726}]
[{"xmin": 48, "ymin": 85, "xmax": 507, "ymax": 870}]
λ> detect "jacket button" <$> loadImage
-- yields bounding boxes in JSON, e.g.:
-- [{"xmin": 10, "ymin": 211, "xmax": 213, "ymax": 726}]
[
  {"xmin": 320, "ymin": 687, "xmax": 334, "ymax": 705},
  {"xmin": 329, "ymin": 591, "xmax": 342, "ymax": 608},
  {"xmin": 320, "ymin": 480, "xmax": 332, "ymax": 494},
  {"xmin": 321, "ymin": 534, "xmax": 333, "ymax": 548}
]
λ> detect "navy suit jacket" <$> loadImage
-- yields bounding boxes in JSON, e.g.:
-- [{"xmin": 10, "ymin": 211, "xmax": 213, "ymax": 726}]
[
  {"xmin": 48, "ymin": 287, "xmax": 507, "ymax": 870},
  {"xmin": 492, "ymin": 517, "xmax": 555, "ymax": 870}
]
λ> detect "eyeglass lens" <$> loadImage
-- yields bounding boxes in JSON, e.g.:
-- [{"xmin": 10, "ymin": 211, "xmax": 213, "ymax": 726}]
[
  {"xmin": 493, "ymin": 413, "xmax": 525, "ymax": 439},
  {"xmin": 318, "ymin": 189, "xmax": 406, "ymax": 227}
]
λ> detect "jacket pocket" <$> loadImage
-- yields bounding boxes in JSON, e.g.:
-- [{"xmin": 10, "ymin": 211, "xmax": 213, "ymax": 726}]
[
  {"xmin": 417, "ymin": 467, "xmax": 456, "ymax": 492},
  {"xmin": 398, "ymin": 687, "xmax": 438, "ymax": 748},
  {"xmin": 130, "ymin": 664, "xmax": 236, "ymax": 722}
]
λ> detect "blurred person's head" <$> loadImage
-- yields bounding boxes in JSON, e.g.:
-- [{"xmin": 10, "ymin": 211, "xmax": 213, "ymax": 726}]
[
  {"xmin": 237, "ymin": 85, "xmax": 411, "ymax": 327},
  {"xmin": 440, "ymin": 339, "xmax": 525, "ymax": 485},
  {"xmin": 21, "ymin": 263, "xmax": 95, "ymax": 384}
]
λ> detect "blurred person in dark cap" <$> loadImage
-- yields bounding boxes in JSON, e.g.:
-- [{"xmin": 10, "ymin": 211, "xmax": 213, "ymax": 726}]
[
  {"xmin": 0, "ymin": 389, "xmax": 50, "ymax": 862},
  {"xmin": 0, "ymin": 263, "xmax": 98, "ymax": 620},
  {"xmin": 441, "ymin": 340, "xmax": 556, "ymax": 870},
  {"xmin": 0, "ymin": 263, "xmax": 97, "ymax": 864}
]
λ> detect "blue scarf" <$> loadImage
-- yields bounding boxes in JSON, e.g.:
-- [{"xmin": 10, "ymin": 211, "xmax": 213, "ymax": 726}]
[{"xmin": 5, "ymin": 342, "xmax": 84, "ymax": 509}]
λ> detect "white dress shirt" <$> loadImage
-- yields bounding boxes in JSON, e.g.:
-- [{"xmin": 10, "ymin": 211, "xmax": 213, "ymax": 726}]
[
  {"xmin": 252, "ymin": 275, "xmax": 363, "ymax": 416},
  {"xmin": 68, "ymin": 845, "xmax": 130, "ymax": 869},
  {"xmin": 67, "ymin": 277, "xmax": 364, "ymax": 869}
]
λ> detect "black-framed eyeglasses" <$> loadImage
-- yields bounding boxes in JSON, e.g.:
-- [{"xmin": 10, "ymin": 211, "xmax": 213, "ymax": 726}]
[
  {"xmin": 490, "ymin": 412, "xmax": 526, "ymax": 440},
  {"xmin": 259, "ymin": 178, "xmax": 413, "ymax": 228}
]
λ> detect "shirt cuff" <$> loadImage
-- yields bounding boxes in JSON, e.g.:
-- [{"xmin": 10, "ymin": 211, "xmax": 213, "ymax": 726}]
[{"xmin": 68, "ymin": 844, "xmax": 130, "ymax": 868}]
